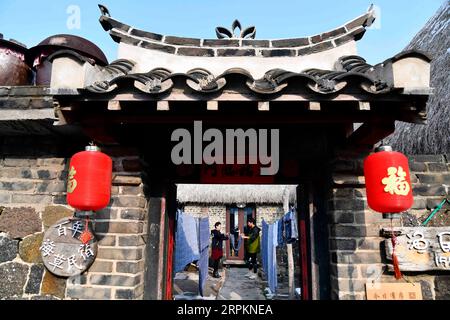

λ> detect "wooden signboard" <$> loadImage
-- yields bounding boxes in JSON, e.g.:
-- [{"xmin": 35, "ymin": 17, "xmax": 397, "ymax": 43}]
[
  {"xmin": 366, "ymin": 283, "xmax": 422, "ymax": 300},
  {"xmin": 384, "ymin": 227, "xmax": 450, "ymax": 271}
]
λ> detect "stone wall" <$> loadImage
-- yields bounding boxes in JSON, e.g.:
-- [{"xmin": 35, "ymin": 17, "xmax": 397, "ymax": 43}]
[
  {"xmin": 328, "ymin": 152, "xmax": 450, "ymax": 300},
  {"xmin": 0, "ymin": 137, "xmax": 148, "ymax": 300}
]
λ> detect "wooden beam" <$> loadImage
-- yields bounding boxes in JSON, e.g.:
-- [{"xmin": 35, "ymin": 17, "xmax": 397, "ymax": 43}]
[
  {"xmin": 258, "ymin": 101, "xmax": 270, "ymax": 111},
  {"xmin": 308, "ymin": 102, "xmax": 321, "ymax": 111},
  {"xmin": 346, "ymin": 121, "xmax": 395, "ymax": 147},
  {"xmin": 107, "ymin": 100, "xmax": 121, "ymax": 111},
  {"xmin": 207, "ymin": 101, "xmax": 219, "ymax": 111},
  {"xmin": 157, "ymin": 101, "xmax": 170, "ymax": 111},
  {"xmin": 358, "ymin": 102, "xmax": 370, "ymax": 111}
]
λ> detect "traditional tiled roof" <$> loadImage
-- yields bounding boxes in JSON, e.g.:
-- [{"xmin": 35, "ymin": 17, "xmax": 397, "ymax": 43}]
[
  {"xmin": 98, "ymin": 4, "xmax": 376, "ymax": 58},
  {"xmin": 79, "ymin": 50, "xmax": 431, "ymax": 96}
]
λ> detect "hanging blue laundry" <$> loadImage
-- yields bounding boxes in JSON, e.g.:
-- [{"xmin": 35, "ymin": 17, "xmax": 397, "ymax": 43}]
[
  {"xmin": 290, "ymin": 210, "xmax": 299, "ymax": 240},
  {"xmin": 267, "ymin": 223, "xmax": 278, "ymax": 293},
  {"xmin": 198, "ymin": 217, "xmax": 210, "ymax": 297},
  {"xmin": 277, "ymin": 218, "xmax": 285, "ymax": 247},
  {"xmin": 261, "ymin": 220, "xmax": 268, "ymax": 275},
  {"xmin": 174, "ymin": 210, "xmax": 200, "ymax": 273},
  {"xmin": 283, "ymin": 211, "xmax": 299, "ymax": 244}
]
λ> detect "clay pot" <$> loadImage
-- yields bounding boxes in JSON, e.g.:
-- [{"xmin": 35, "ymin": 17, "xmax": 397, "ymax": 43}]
[
  {"xmin": 27, "ymin": 34, "xmax": 108, "ymax": 86},
  {"xmin": 0, "ymin": 38, "xmax": 32, "ymax": 86}
]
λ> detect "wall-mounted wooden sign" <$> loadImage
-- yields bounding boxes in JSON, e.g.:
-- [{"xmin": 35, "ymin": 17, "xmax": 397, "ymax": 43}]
[
  {"xmin": 40, "ymin": 217, "xmax": 97, "ymax": 277},
  {"xmin": 384, "ymin": 227, "xmax": 450, "ymax": 271},
  {"xmin": 366, "ymin": 283, "xmax": 422, "ymax": 300}
]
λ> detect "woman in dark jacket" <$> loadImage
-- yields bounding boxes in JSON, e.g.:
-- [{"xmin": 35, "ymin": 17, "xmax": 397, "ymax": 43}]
[{"xmin": 211, "ymin": 222, "xmax": 229, "ymax": 278}]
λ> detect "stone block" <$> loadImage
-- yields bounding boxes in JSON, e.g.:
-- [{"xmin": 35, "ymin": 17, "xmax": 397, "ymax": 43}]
[
  {"xmin": 42, "ymin": 206, "xmax": 74, "ymax": 230},
  {"xmin": 25, "ymin": 264, "xmax": 44, "ymax": 294},
  {"xmin": 0, "ymin": 207, "xmax": 42, "ymax": 239},
  {"xmin": 435, "ymin": 276, "xmax": 450, "ymax": 300},
  {"xmin": 19, "ymin": 232, "xmax": 44, "ymax": 263},
  {"xmin": 89, "ymin": 274, "xmax": 138, "ymax": 287},
  {"xmin": 11, "ymin": 194, "xmax": 52, "ymax": 204},
  {"xmin": 41, "ymin": 271, "xmax": 66, "ymax": 299},
  {"xmin": 0, "ymin": 236, "xmax": 19, "ymax": 262},
  {"xmin": 66, "ymin": 286, "xmax": 111, "ymax": 300},
  {"xmin": 0, "ymin": 262, "xmax": 29, "ymax": 298},
  {"xmin": 36, "ymin": 182, "xmax": 66, "ymax": 193},
  {"xmin": 413, "ymin": 185, "xmax": 447, "ymax": 196},
  {"xmin": 120, "ymin": 209, "xmax": 146, "ymax": 221},
  {"xmin": 98, "ymin": 235, "xmax": 116, "ymax": 246},
  {"xmin": 177, "ymin": 47, "xmax": 214, "ymax": 57},
  {"xmin": 116, "ymin": 261, "xmax": 144, "ymax": 274},
  {"xmin": 88, "ymin": 260, "xmax": 114, "ymax": 273},
  {"xmin": 118, "ymin": 235, "xmax": 145, "ymax": 247},
  {"xmin": 328, "ymin": 199, "xmax": 365, "ymax": 211},
  {"xmin": 95, "ymin": 222, "xmax": 143, "ymax": 234},
  {"xmin": 115, "ymin": 288, "xmax": 136, "ymax": 300},
  {"xmin": 330, "ymin": 239, "xmax": 357, "ymax": 251},
  {"xmin": 0, "ymin": 181, "xmax": 35, "ymax": 191},
  {"xmin": 96, "ymin": 248, "xmax": 143, "ymax": 260},
  {"xmin": 111, "ymin": 196, "xmax": 146, "ymax": 208}
]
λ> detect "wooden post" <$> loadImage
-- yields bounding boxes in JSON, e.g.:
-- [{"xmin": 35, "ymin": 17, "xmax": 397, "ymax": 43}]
[{"xmin": 283, "ymin": 187, "xmax": 295, "ymax": 299}]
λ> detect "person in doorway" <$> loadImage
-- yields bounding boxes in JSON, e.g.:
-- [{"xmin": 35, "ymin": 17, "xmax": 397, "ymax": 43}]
[
  {"xmin": 211, "ymin": 222, "xmax": 229, "ymax": 278},
  {"xmin": 241, "ymin": 217, "xmax": 261, "ymax": 279}
]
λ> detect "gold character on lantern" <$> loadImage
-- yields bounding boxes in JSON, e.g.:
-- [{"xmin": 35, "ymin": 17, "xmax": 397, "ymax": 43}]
[
  {"xmin": 67, "ymin": 166, "xmax": 78, "ymax": 194},
  {"xmin": 381, "ymin": 166, "xmax": 410, "ymax": 196}
]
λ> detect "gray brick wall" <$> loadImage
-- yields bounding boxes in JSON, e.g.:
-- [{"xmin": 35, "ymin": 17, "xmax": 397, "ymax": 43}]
[
  {"xmin": 328, "ymin": 152, "xmax": 450, "ymax": 300},
  {"xmin": 0, "ymin": 139, "xmax": 147, "ymax": 300}
]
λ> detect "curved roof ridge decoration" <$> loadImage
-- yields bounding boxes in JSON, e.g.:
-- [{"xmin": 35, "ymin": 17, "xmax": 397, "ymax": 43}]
[
  {"xmin": 77, "ymin": 51, "xmax": 420, "ymax": 96},
  {"xmin": 98, "ymin": 4, "xmax": 376, "ymax": 58}
]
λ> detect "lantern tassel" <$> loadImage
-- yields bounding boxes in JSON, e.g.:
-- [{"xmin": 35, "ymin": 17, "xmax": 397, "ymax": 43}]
[{"xmin": 390, "ymin": 219, "xmax": 402, "ymax": 280}]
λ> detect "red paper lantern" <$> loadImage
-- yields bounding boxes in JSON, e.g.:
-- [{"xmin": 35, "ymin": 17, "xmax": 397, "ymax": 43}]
[
  {"xmin": 364, "ymin": 146, "xmax": 413, "ymax": 213},
  {"xmin": 67, "ymin": 145, "xmax": 112, "ymax": 212}
]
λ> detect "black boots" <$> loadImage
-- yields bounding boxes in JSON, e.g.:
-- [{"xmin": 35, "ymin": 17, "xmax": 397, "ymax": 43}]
[{"xmin": 213, "ymin": 271, "xmax": 221, "ymax": 278}]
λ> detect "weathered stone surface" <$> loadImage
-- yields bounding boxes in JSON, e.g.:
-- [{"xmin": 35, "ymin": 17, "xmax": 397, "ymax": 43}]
[
  {"xmin": 177, "ymin": 47, "xmax": 215, "ymax": 57},
  {"xmin": 116, "ymin": 261, "xmax": 144, "ymax": 274},
  {"xmin": 0, "ymin": 181, "xmax": 35, "ymax": 191},
  {"xmin": 0, "ymin": 207, "xmax": 42, "ymax": 239},
  {"xmin": 115, "ymin": 288, "xmax": 135, "ymax": 300},
  {"xmin": 96, "ymin": 248, "xmax": 143, "ymax": 260},
  {"xmin": 66, "ymin": 286, "xmax": 111, "ymax": 300},
  {"xmin": 164, "ymin": 36, "xmax": 200, "ymax": 46},
  {"xmin": 0, "ymin": 236, "xmax": 18, "ymax": 262},
  {"xmin": 120, "ymin": 208, "xmax": 146, "ymax": 220},
  {"xmin": 419, "ymin": 280, "xmax": 434, "ymax": 300},
  {"xmin": 203, "ymin": 39, "xmax": 240, "ymax": 47},
  {"xmin": 217, "ymin": 49, "xmax": 255, "ymax": 56},
  {"xmin": 435, "ymin": 276, "xmax": 450, "ymax": 300},
  {"xmin": 19, "ymin": 232, "xmax": 44, "ymax": 263},
  {"xmin": 261, "ymin": 49, "xmax": 296, "ymax": 57},
  {"xmin": 11, "ymin": 194, "xmax": 52, "ymax": 204},
  {"xmin": 25, "ymin": 264, "xmax": 44, "ymax": 294},
  {"xmin": 272, "ymin": 37, "xmax": 309, "ymax": 48},
  {"xmin": 42, "ymin": 206, "xmax": 74, "ymax": 230},
  {"xmin": 242, "ymin": 40, "xmax": 270, "ymax": 47},
  {"xmin": 118, "ymin": 235, "xmax": 145, "ymax": 247},
  {"xmin": 0, "ymin": 262, "xmax": 29, "ymax": 298},
  {"xmin": 88, "ymin": 260, "xmax": 114, "ymax": 273},
  {"xmin": 111, "ymin": 196, "xmax": 146, "ymax": 208},
  {"xmin": 140, "ymin": 41, "xmax": 176, "ymax": 54},
  {"xmin": 90, "ymin": 274, "xmax": 138, "ymax": 287},
  {"xmin": 36, "ymin": 182, "xmax": 66, "ymax": 193},
  {"xmin": 30, "ymin": 295, "xmax": 59, "ymax": 300},
  {"xmin": 41, "ymin": 270, "xmax": 66, "ymax": 299},
  {"xmin": 416, "ymin": 173, "xmax": 450, "ymax": 184},
  {"xmin": 129, "ymin": 28, "xmax": 163, "ymax": 41},
  {"xmin": 95, "ymin": 222, "xmax": 143, "ymax": 234}
]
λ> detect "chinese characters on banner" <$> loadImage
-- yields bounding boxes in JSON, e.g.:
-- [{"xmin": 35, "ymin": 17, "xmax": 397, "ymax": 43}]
[
  {"xmin": 385, "ymin": 227, "xmax": 450, "ymax": 271},
  {"xmin": 40, "ymin": 217, "xmax": 97, "ymax": 277}
]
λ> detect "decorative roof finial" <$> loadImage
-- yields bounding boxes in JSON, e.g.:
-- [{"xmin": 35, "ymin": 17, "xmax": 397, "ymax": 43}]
[
  {"xmin": 98, "ymin": 4, "xmax": 111, "ymax": 17},
  {"xmin": 215, "ymin": 20, "xmax": 256, "ymax": 39}
]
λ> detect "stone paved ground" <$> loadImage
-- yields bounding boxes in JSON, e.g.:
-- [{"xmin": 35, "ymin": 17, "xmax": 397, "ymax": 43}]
[
  {"xmin": 217, "ymin": 267, "xmax": 266, "ymax": 300},
  {"xmin": 173, "ymin": 266, "xmax": 225, "ymax": 300}
]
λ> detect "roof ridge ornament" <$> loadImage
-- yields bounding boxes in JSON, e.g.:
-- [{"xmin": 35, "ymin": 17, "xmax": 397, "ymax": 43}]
[
  {"xmin": 98, "ymin": 4, "xmax": 111, "ymax": 17},
  {"xmin": 215, "ymin": 20, "xmax": 256, "ymax": 39}
]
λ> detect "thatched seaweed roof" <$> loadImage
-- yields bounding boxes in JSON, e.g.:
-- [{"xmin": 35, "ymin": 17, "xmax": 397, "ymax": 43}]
[
  {"xmin": 177, "ymin": 184, "xmax": 297, "ymax": 204},
  {"xmin": 385, "ymin": 2, "xmax": 449, "ymax": 154}
]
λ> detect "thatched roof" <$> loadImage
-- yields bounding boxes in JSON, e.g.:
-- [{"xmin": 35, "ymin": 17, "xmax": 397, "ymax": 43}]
[
  {"xmin": 176, "ymin": 184, "xmax": 297, "ymax": 204},
  {"xmin": 385, "ymin": 2, "xmax": 449, "ymax": 154}
]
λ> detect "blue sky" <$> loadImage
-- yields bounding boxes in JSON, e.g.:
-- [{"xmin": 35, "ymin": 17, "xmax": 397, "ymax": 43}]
[{"xmin": 0, "ymin": 1, "xmax": 444, "ymax": 64}]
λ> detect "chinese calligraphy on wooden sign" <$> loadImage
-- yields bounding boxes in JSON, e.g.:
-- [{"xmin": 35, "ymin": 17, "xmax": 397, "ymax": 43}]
[
  {"xmin": 366, "ymin": 283, "xmax": 422, "ymax": 300},
  {"xmin": 384, "ymin": 227, "xmax": 450, "ymax": 271},
  {"xmin": 40, "ymin": 217, "xmax": 97, "ymax": 277}
]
